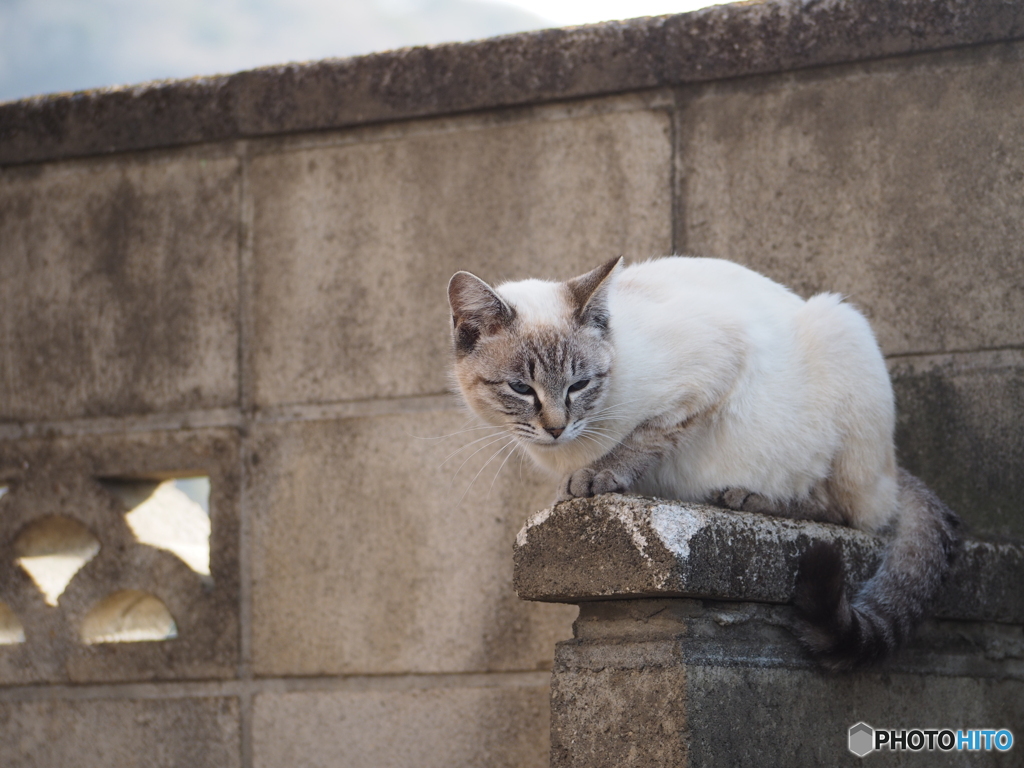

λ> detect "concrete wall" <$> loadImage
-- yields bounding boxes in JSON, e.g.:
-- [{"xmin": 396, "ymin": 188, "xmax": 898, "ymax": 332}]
[
  {"xmin": 1, "ymin": 1, "xmax": 1022, "ymax": 765},
  {"xmin": 515, "ymin": 496, "xmax": 1024, "ymax": 767}
]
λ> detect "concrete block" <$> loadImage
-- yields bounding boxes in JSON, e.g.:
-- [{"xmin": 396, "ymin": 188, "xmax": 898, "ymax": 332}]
[
  {"xmin": 683, "ymin": 665, "xmax": 1022, "ymax": 768},
  {"xmin": 0, "ymin": 149, "xmax": 240, "ymax": 421},
  {"xmin": 249, "ymin": 410, "xmax": 577, "ymax": 676},
  {"xmin": 677, "ymin": 42, "xmax": 1024, "ymax": 357},
  {"xmin": 0, "ymin": 697, "xmax": 241, "ymax": 768},
  {"xmin": 253, "ymin": 684, "xmax": 549, "ymax": 768},
  {"xmin": 551, "ymin": 599, "xmax": 1024, "ymax": 767},
  {"xmin": 551, "ymin": 662, "xmax": 688, "ymax": 767},
  {"xmin": 552, "ymin": 663, "xmax": 688, "ymax": 768},
  {"xmin": 892, "ymin": 350, "xmax": 1024, "ymax": 541},
  {"xmin": 248, "ymin": 105, "xmax": 672, "ymax": 406},
  {"xmin": 525, "ymin": 498, "xmax": 1024, "ymax": 765},
  {"xmin": 514, "ymin": 495, "xmax": 1024, "ymax": 624},
  {"xmin": 0, "ymin": 429, "xmax": 240, "ymax": 684}
]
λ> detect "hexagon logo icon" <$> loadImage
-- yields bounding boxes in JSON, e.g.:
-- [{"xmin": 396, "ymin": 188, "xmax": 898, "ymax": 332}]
[{"xmin": 849, "ymin": 722, "xmax": 875, "ymax": 757}]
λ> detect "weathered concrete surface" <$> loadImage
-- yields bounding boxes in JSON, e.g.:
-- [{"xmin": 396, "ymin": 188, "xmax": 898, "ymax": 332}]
[
  {"xmin": 249, "ymin": 101, "xmax": 671, "ymax": 406},
  {"xmin": 0, "ymin": 429, "xmax": 239, "ymax": 684},
  {"xmin": 3, "ymin": 0, "xmax": 1024, "ymax": 165},
  {"xmin": 551, "ymin": 660, "xmax": 688, "ymax": 767},
  {"xmin": 0, "ymin": 697, "xmax": 241, "ymax": 768},
  {"xmin": 552, "ymin": 600, "xmax": 1024, "ymax": 767},
  {"xmin": 524, "ymin": 501, "xmax": 1024, "ymax": 765},
  {"xmin": 514, "ymin": 495, "xmax": 1024, "ymax": 625},
  {"xmin": 677, "ymin": 41, "xmax": 1024, "ymax": 359},
  {"xmin": 253, "ymin": 684, "xmax": 550, "ymax": 768},
  {"xmin": 892, "ymin": 350, "xmax": 1024, "ymax": 541},
  {"xmin": 250, "ymin": 411, "xmax": 576, "ymax": 676},
  {"xmin": 682, "ymin": 665, "xmax": 1021, "ymax": 767},
  {"xmin": 567, "ymin": 598, "xmax": 1024, "ymax": 683},
  {"xmin": 0, "ymin": 149, "xmax": 240, "ymax": 422}
]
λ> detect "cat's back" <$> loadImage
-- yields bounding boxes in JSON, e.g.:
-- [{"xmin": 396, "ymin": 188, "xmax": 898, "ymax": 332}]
[{"xmin": 612, "ymin": 256, "xmax": 803, "ymax": 325}]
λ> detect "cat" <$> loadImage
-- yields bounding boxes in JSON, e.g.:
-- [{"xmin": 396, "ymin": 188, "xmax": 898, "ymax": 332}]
[{"xmin": 447, "ymin": 255, "xmax": 960, "ymax": 670}]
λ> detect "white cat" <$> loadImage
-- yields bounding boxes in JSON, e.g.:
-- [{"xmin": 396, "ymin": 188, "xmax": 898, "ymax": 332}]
[{"xmin": 448, "ymin": 256, "xmax": 960, "ymax": 669}]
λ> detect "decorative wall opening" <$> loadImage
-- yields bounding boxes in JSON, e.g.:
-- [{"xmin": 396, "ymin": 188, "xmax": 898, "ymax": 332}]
[
  {"xmin": 14, "ymin": 516, "xmax": 101, "ymax": 606},
  {"xmin": 103, "ymin": 477, "xmax": 211, "ymax": 578},
  {"xmin": 0, "ymin": 602, "xmax": 25, "ymax": 645},
  {"xmin": 0, "ymin": 436, "xmax": 237, "ymax": 683},
  {"xmin": 0, "ymin": 486, "xmax": 8, "ymax": 501},
  {"xmin": 81, "ymin": 589, "xmax": 178, "ymax": 644}
]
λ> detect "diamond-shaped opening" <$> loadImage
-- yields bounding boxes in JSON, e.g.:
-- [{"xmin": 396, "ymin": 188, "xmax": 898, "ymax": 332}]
[
  {"xmin": 103, "ymin": 477, "xmax": 210, "ymax": 578},
  {"xmin": 0, "ymin": 601, "xmax": 25, "ymax": 645},
  {"xmin": 14, "ymin": 516, "xmax": 101, "ymax": 607},
  {"xmin": 81, "ymin": 590, "xmax": 178, "ymax": 644}
]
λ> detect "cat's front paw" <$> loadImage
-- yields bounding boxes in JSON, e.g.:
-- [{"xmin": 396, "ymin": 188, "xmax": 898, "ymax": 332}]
[{"xmin": 558, "ymin": 467, "xmax": 628, "ymax": 501}]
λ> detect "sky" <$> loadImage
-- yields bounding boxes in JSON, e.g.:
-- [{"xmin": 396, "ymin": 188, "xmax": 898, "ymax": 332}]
[
  {"xmin": 0, "ymin": 0, "xmax": 718, "ymax": 103},
  {"xmin": 504, "ymin": 0, "xmax": 716, "ymax": 26}
]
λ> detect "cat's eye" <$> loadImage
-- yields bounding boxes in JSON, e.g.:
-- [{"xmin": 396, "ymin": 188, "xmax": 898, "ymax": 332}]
[
  {"xmin": 567, "ymin": 379, "xmax": 590, "ymax": 393},
  {"xmin": 509, "ymin": 381, "xmax": 535, "ymax": 396}
]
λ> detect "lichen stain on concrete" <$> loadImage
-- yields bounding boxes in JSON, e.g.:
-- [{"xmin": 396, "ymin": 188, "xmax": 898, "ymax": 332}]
[
  {"xmin": 650, "ymin": 504, "xmax": 707, "ymax": 560},
  {"xmin": 607, "ymin": 499, "xmax": 650, "ymax": 558},
  {"xmin": 517, "ymin": 506, "xmax": 553, "ymax": 549}
]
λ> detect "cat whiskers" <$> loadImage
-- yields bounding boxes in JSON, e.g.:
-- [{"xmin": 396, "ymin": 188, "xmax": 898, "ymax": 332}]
[
  {"xmin": 442, "ymin": 424, "xmax": 535, "ymax": 506},
  {"xmin": 576, "ymin": 428, "xmax": 620, "ymax": 446},
  {"xmin": 576, "ymin": 426, "xmax": 618, "ymax": 441},
  {"xmin": 437, "ymin": 428, "xmax": 508, "ymax": 469},
  {"xmin": 574, "ymin": 421, "xmax": 622, "ymax": 444},
  {"xmin": 576, "ymin": 420, "xmax": 622, "ymax": 435},
  {"xmin": 485, "ymin": 439, "xmax": 524, "ymax": 500},
  {"xmin": 574, "ymin": 430, "xmax": 617, "ymax": 454},
  {"xmin": 585, "ymin": 397, "xmax": 645, "ymax": 421},
  {"xmin": 509, "ymin": 425, "xmax": 538, "ymax": 440},
  {"xmin": 444, "ymin": 432, "xmax": 516, "ymax": 496},
  {"xmin": 454, "ymin": 436, "xmax": 519, "ymax": 507},
  {"xmin": 412, "ymin": 423, "xmax": 509, "ymax": 441}
]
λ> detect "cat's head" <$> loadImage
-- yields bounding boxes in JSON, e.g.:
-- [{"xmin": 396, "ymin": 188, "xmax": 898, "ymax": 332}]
[{"xmin": 447, "ymin": 258, "xmax": 621, "ymax": 453}]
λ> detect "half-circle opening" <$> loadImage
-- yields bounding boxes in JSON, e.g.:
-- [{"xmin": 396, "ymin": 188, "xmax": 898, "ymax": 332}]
[
  {"xmin": 14, "ymin": 516, "xmax": 101, "ymax": 606},
  {"xmin": 0, "ymin": 602, "xmax": 25, "ymax": 645},
  {"xmin": 81, "ymin": 590, "xmax": 178, "ymax": 644}
]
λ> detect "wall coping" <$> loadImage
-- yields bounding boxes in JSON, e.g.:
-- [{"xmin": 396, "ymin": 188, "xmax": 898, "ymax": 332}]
[
  {"xmin": 513, "ymin": 494, "xmax": 1024, "ymax": 625},
  {"xmin": 3, "ymin": 0, "xmax": 1024, "ymax": 166}
]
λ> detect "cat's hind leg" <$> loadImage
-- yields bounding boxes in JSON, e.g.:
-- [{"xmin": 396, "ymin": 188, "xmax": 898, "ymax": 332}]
[
  {"xmin": 708, "ymin": 488, "xmax": 774, "ymax": 513},
  {"xmin": 707, "ymin": 485, "xmax": 840, "ymax": 523}
]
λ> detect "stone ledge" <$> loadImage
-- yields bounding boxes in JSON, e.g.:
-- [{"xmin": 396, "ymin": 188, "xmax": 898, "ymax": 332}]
[
  {"xmin": 513, "ymin": 494, "xmax": 1024, "ymax": 625},
  {"xmin": 3, "ymin": 0, "xmax": 1024, "ymax": 165}
]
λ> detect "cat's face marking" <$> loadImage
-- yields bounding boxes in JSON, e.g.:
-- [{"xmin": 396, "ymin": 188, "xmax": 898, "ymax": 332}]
[
  {"xmin": 459, "ymin": 323, "xmax": 612, "ymax": 447},
  {"xmin": 448, "ymin": 259, "xmax": 621, "ymax": 450}
]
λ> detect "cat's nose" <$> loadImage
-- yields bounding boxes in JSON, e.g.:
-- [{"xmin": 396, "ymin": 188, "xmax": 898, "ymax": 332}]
[{"xmin": 546, "ymin": 426, "xmax": 565, "ymax": 439}]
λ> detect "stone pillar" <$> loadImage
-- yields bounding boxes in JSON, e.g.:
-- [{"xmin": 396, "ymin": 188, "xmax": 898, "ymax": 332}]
[{"xmin": 514, "ymin": 495, "xmax": 1024, "ymax": 767}]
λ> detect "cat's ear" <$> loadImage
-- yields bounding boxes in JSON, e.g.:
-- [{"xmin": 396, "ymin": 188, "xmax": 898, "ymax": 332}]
[
  {"xmin": 448, "ymin": 271, "xmax": 517, "ymax": 356},
  {"xmin": 566, "ymin": 256, "xmax": 622, "ymax": 333}
]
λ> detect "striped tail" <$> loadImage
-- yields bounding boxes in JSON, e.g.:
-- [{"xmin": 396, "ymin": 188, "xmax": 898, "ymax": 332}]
[{"xmin": 793, "ymin": 469, "xmax": 961, "ymax": 670}]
